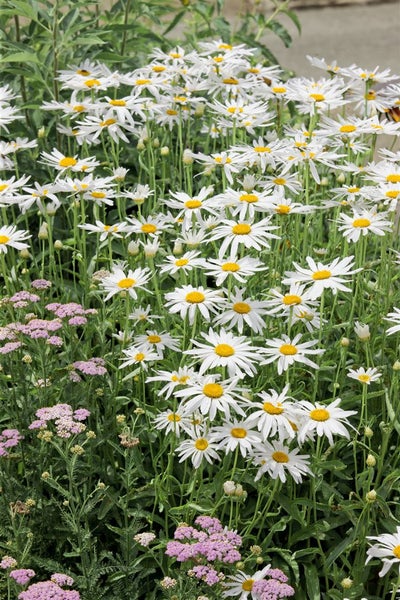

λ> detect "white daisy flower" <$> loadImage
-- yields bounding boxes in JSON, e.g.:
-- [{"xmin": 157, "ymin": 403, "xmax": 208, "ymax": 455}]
[
  {"xmin": 366, "ymin": 525, "xmax": 400, "ymax": 577},
  {"xmin": 153, "ymin": 409, "xmax": 193, "ymax": 436},
  {"xmin": 163, "ymin": 185, "xmax": 218, "ymax": 230},
  {"xmin": 119, "ymin": 346, "xmax": 159, "ymax": 371},
  {"xmin": 337, "ymin": 210, "xmax": 392, "ymax": 242},
  {"xmin": 184, "ymin": 327, "xmax": 263, "ymax": 379},
  {"xmin": 297, "ymin": 398, "xmax": 357, "ymax": 446},
  {"xmin": 283, "ymin": 255, "xmax": 360, "ymax": 299},
  {"xmin": 133, "ymin": 330, "xmax": 180, "ymax": 358},
  {"xmin": 159, "ymin": 251, "xmax": 207, "ymax": 276},
  {"xmin": 211, "ymin": 418, "xmax": 262, "ymax": 458},
  {"xmin": 252, "ymin": 441, "xmax": 312, "ymax": 483},
  {"xmin": 248, "ymin": 384, "xmax": 299, "ymax": 441},
  {"xmin": 175, "ymin": 429, "xmax": 220, "ymax": 469},
  {"xmin": 146, "ymin": 366, "xmax": 195, "ymax": 399},
  {"xmin": 175, "ymin": 375, "xmax": 249, "ymax": 421},
  {"xmin": 41, "ymin": 148, "xmax": 99, "ymax": 173},
  {"xmin": 203, "ymin": 255, "xmax": 267, "ymax": 287},
  {"xmin": 347, "ymin": 366, "xmax": 381, "ymax": 385},
  {"xmin": 0, "ymin": 225, "xmax": 31, "ymax": 254},
  {"xmin": 126, "ymin": 213, "xmax": 173, "ymax": 237},
  {"xmin": 128, "ymin": 305, "xmax": 160, "ymax": 325},
  {"xmin": 164, "ymin": 285, "xmax": 224, "ymax": 325},
  {"xmin": 384, "ymin": 307, "xmax": 400, "ymax": 335},
  {"xmin": 261, "ymin": 334, "xmax": 324, "ymax": 375},
  {"xmin": 208, "ymin": 216, "xmax": 280, "ymax": 258},
  {"xmin": 213, "ymin": 287, "xmax": 269, "ymax": 334},
  {"xmin": 78, "ymin": 220, "xmax": 130, "ymax": 241},
  {"xmin": 99, "ymin": 264, "xmax": 151, "ymax": 301}
]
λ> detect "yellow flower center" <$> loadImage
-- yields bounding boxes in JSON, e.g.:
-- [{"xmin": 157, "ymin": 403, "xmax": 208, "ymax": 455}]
[
  {"xmin": 231, "ymin": 427, "xmax": 247, "ymax": 439},
  {"xmin": 310, "ymin": 408, "xmax": 330, "ymax": 421},
  {"xmin": 239, "ymin": 193, "xmax": 258, "ymax": 203},
  {"xmin": 276, "ymin": 204, "xmax": 291, "ymax": 215},
  {"xmin": 169, "ymin": 52, "xmax": 182, "ymax": 59},
  {"xmin": 387, "ymin": 174, "xmax": 400, "ymax": 183},
  {"xmin": 365, "ymin": 90, "xmax": 376, "ymax": 101},
  {"xmin": 353, "ymin": 218, "xmax": 371, "ymax": 228},
  {"xmin": 248, "ymin": 67, "xmax": 259, "ymax": 73},
  {"xmin": 280, "ymin": 344, "xmax": 297, "ymax": 356},
  {"xmin": 222, "ymin": 77, "xmax": 238, "ymax": 85},
  {"xmin": 214, "ymin": 156, "xmax": 232, "ymax": 164},
  {"xmin": 134, "ymin": 353, "xmax": 145, "ymax": 361},
  {"xmin": 84, "ymin": 79, "xmax": 101, "ymax": 87},
  {"xmin": 175, "ymin": 258, "xmax": 189, "ymax": 267},
  {"xmin": 340, "ymin": 124, "xmax": 357, "ymax": 133},
  {"xmin": 232, "ymin": 223, "xmax": 251, "ymax": 235},
  {"xmin": 272, "ymin": 450, "xmax": 289, "ymax": 463},
  {"xmin": 100, "ymin": 118, "xmax": 116, "ymax": 127},
  {"xmin": 215, "ymin": 343, "xmax": 235, "ymax": 357},
  {"xmin": 312, "ymin": 269, "xmax": 331, "ymax": 280},
  {"xmin": 213, "ymin": 56, "xmax": 224, "ymax": 63},
  {"xmin": 283, "ymin": 294, "xmax": 302, "ymax": 306},
  {"xmin": 203, "ymin": 383, "xmax": 224, "ymax": 398},
  {"xmin": 309, "ymin": 93, "xmax": 325, "ymax": 102},
  {"xmin": 393, "ymin": 545, "xmax": 400, "ymax": 559},
  {"xmin": 254, "ymin": 146, "xmax": 271, "ymax": 153},
  {"xmin": 195, "ymin": 438, "xmax": 209, "ymax": 451},
  {"xmin": 272, "ymin": 86, "xmax": 286, "ymax": 94},
  {"xmin": 59, "ymin": 157, "xmax": 77, "ymax": 168},
  {"xmin": 141, "ymin": 223, "xmax": 157, "ymax": 234},
  {"xmin": 185, "ymin": 199, "xmax": 202, "ymax": 209},
  {"xmin": 185, "ymin": 291, "xmax": 205, "ymax": 303},
  {"xmin": 233, "ymin": 301, "xmax": 251, "ymax": 314},
  {"xmin": 135, "ymin": 79, "xmax": 151, "ymax": 85},
  {"xmin": 222, "ymin": 262, "xmax": 240, "ymax": 272},
  {"xmin": 73, "ymin": 104, "xmax": 85, "ymax": 112},
  {"xmin": 91, "ymin": 191, "xmax": 106, "ymax": 199},
  {"xmin": 263, "ymin": 402, "xmax": 283, "ymax": 415},
  {"xmin": 152, "ymin": 65, "xmax": 166, "ymax": 72},
  {"xmin": 109, "ymin": 99, "xmax": 126, "ymax": 107},
  {"xmin": 241, "ymin": 579, "xmax": 254, "ymax": 591},
  {"xmin": 167, "ymin": 109, "xmax": 178, "ymax": 116},
  {"xmin": 0, "ymin": 184, "xmax": 8, "ymax": 192},
  {"xmin": 348, "ymin": 187, "xmax": 360, "ymax": 193},
  {"xmin": 218, "ymin": 43, "xmax": 232, "ymax": 50},
  {"xmin": 274, "ymin": 177, "xmax": 287, "ymax": 185},
  {"xmin": 117, "ymin": 278, "xmax": 136, "ymax": 289},
  {"xmin": 358, "ymin": 374, "xmax": 371, "ymax": 383},
  {"xmin": 167, "ymin": 413, "xmax": 181, "ymax": 422},
  {"xmin": 147, "ymin": 335, "xmax": 161, "ymax": 344},
  {"xmin": 386, "ymin": 190, "xmax": 400, "ymax": 199},
  {"xmin": 174, "ymin": 95, "xmax": 187, "ymax": 103},
  {"xmin": 77, "ymin": 69, "xmax": 90, "ymax": 76},
  {"xmin": 0, "ymin": 235, "xmax": 10, "ymax": 244}
]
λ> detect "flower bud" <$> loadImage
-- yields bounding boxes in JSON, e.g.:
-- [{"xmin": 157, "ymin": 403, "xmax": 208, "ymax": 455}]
[{"xmin": 366, "ymin": 454, "xmax": 376, "ymax": 467}]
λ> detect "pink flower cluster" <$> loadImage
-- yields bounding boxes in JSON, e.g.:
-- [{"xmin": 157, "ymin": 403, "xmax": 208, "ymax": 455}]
[
  {"xmin": 166, "ymin": 516, "xmax": 242, "ymax": 568},
  {"xmin": 0, "ymin": 555, "xmax": 17, "ymax": 569},
  {"xmin": 0, "ymin": 317, "xmax": 63, "ymax": 351},
  {"xmin": 69, "ymin": 357, "xmax": 107, "ymax": 381},
  {"xmin": 29, "ymin": 404, "xmax": 90, "ymax": 438},
  {"xmin": 18, "ymin": 573, "xmax": 80, "ymax": 600},
  {"xmin": 253, "ymin": 569, "xmax": 295, "ymax": 600},
  {"xmin": 45, "ymin": 302, "xmax": 97, "ymax": 326},
  {"xmin": 10, "ymin": 569, "xmax": 35, "ymax": 585},
  {"xmin": 31, "ymin": 279, "xmax": 52, "ymax": 290},
  {"xmin": 9, "ymin": 291, "xmax": 40, "ymax": 309},
  {"xmin": 0, "ymin": 428, "xmax": 23, "ymax": 457}
]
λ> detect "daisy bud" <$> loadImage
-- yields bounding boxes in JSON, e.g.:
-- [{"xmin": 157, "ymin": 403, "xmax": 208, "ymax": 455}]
[
  {"xmin": 236, "ymin": 562, "xmax": 245, "ymax": 569},
  {"xmin": 153, "ymin": 137, "xmax": 160, "ymax": 148},
  {"xmin": 234, "ymin": 484, "xmax": 245, "ymax": 497},
  {"xmin": 354, "ymin": 321, "xmax": 370, "ymax": 342},
  {"xmin": 38, "ymin": 223, "xmax": 48, "ymax": 240},
  {"xmin": 366, "ymin": 489, "xmax": 377, "ymax": 503},
  {"xmin": 320, "ymin": 176, "xmax": 329, "ymax": 186},
  {"xmin": 19, "ymin": 248, "xmax": 31, "ymax": 259},
  {"xmin": 341, "ymin": 577, "xmax": 353, "ymax": 589},
  {"xmin": 160, "ymin": 146, "xmax": 169, "ymax": 156},
  {"xmin": 173, "ymin": 240, "xmax": 183, "ymax": 255},
  {"xmin": 137, "ymin": 139, "xmax": 145, "ymax": 151},
  {"xmin": 41, "ymin": 471, "xmax": 50, "ymax": 480},
  {"xmin": 340, "ymin": 337, "xmax": 350, "ymax": 347},
  {"xmin": 194, "ymin": 103, "xmax": 205, "ymax": 117},
  {"xmin": 364, "ymin": 426, "xmax": 373, "ymax": 438},
  {"xmin": 393, "ymin": 360, "xmax": 400, "ymax": 371},
  {"xmin": 128, "ymin": 241, "xmax": 139, "ymax": 256},
  {"xmin": 223, "ymin": 481, "xmax": 236, "ymax": 496},
  {"xmin": 250, "ymin": 545, "xmax": 262, "ymax": 556},
  {"xmin": 38, "ymin": 126, "xmax": 46, "ymax": 138},
  {"xmin": 366, "ymin": 454, "xmax": 376, "ymax": 467},
  {"xmin": 336, "ymin": 172, "xmax": 346, "ymax": 183},
  {"xmin": 54, "ymin": 240, "xmax": 64, "ymax": 250},
  {"xmin": 22, "ymin": 354, "xmax": 32, "ymax": 364},
  {"xmin": 183, "ymin": 149, "xmax": 194, "ymax": 164},
  {"xmin": 256, "ymin": 557, "xmax": 264, "ymax": 564},
  {"xmin": 97, "ymin": 481, "xmax": 106, "ymax": 490},
  {"xmin": 113, "ymin": 167, "xmax": 129, "ymax": 181}
]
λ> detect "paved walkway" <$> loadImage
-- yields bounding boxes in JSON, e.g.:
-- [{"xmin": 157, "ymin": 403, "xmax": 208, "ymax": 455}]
[{"xmin": 256, "ymin": 1, "xmax": 400, "ymax": 77}]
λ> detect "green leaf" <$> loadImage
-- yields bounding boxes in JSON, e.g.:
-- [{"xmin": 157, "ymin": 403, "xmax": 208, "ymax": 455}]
[
  {"xmin": 3, "ymin": 0, "xmax": 38, "ymax": 21},
  {"xmin": 305, "ymin": 564, "xmax": 320, "ymax": 600},
  {"xmin": 0, "ymin": 51, "xmax": 41, "ymax": 64},
  {"xmin": 325, "ymin": 528, "xmax": 356, "ymax": 568},
  {"xmin": 267, "ymin": 19, "xmax": 293, "ymax": 48},
  {"xmin": 284, "ymin": 8, "xmax": 302, "ymax": 34},
  {"xmin": 162, "ymin": 9, "xmax": 186, "ymax": 36}
]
